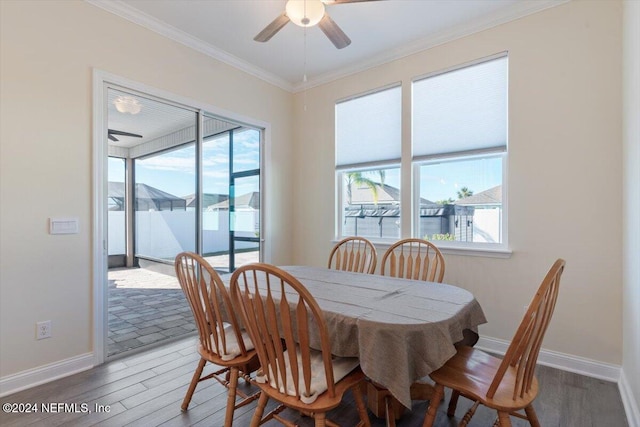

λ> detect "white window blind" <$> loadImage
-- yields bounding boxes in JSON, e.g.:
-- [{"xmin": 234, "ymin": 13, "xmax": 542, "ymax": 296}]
[
  {"xmin": 336, "ymin": 85, "xmax": 401, "ymax": 168},
  {"xmin": 412, "ymin": 56, "xmax": 507, "ymax": 159}
]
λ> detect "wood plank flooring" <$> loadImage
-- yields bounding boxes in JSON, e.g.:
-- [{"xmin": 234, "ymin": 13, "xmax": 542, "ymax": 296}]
[{"xmin": 0, "ymin": 336, "xmax": 628, "ymax": 426}]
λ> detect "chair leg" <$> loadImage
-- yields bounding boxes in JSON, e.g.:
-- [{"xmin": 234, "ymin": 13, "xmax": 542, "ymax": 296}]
[
  {"xmin": 351, "ymin": 383, "xmax": 371, "ymax": 427},
  {"xmin": 459, "ymin": 401, "xmax": 480, "ymax": 427},
  {"xmin": 422, "ymin": 383, "xmax": 444, "ymax": 427},
  {"xmin": 250, "ymin": 392, "xmax": 269, "ymax": 427},
  {"xmin": 524, "ymin": 404, "xmax": 541, "ymax": 427},
  {"xmin": 447, "ymin": 390, "xmax": 460, "ymax": 417},
  {"xmin": 223, "ymin": 367, "xmax": 240, "ymax": 427},
  {"xmin": 314, "ymin": 412, "xmax": 327, "ymax": 427},
  {"xmin": 497, "ymin": 411, "xmax": 513, "ymax": 427},
  {"xmin": 182, "ymin": 358, "xmax": 206, "ymax": 411}
]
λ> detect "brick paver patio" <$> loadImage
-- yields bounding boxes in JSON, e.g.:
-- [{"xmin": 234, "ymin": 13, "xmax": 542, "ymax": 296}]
[{"xmin": 107, "ymin": 251, "xmax": 259, "ymax": 357}]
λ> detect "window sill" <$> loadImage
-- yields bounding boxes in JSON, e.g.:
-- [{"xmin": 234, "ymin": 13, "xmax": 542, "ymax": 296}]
[
  {"xmin": 334, "ymin": 239, "xmax": 512, "ymax": 259},
  {"xmin": 434, "ymin": 245, "xmax": 512, "ymax": 259}
]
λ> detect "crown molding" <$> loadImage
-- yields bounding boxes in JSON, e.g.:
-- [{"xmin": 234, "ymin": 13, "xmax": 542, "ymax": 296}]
[
  {"xmin": 293, "ymin": 0, "xmax": 570, "ymax": 92},
  {"xmin": 86, "ymin": 0, "xmax": 569, "ymax": 94},
  {"xmin": 85, "ymin": 0, "xmax": 294, "ymax": 92}
]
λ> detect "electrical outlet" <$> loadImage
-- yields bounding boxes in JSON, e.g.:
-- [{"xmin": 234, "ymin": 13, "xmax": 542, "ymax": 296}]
[{"xmin": 36, "ymin": 320, "xmax": 51, "ymax": 340}]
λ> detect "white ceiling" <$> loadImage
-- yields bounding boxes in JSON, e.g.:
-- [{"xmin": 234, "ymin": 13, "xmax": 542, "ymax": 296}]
[{"xmin": 89, "ymin": 0, "xmax": 567, "ymax": 92}]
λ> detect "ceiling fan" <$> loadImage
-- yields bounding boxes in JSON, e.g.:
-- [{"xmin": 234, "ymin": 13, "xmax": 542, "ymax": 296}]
[
  {"xmin": 254, "ymin": 0, "xmax": 378, "ymax": 49},
  {"xmin": 108, "ymin": 129, "xmax": 143, "ymax": 142}
]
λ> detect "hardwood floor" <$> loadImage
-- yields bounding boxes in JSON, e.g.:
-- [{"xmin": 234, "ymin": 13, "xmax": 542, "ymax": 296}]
[{"xmin": 0, "ymin": 336, "xmax": 628, "ymax": 426}]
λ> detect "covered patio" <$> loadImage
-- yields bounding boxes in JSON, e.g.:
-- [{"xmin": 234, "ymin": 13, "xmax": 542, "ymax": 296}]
[{"xmin": 107, "ymin": 251, "xmax": 259, "ymax": 357}]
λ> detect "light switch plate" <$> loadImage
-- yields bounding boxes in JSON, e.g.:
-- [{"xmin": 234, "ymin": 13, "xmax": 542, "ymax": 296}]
[{"xmin": 49, "ymin": 217, "xmax": 79, "ymax": 235}]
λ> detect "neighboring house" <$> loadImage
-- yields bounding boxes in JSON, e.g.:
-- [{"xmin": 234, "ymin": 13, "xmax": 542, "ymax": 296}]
[
  {"xmin": 108, "ymin": 181, "xmax": 187, "ymax": 211},
  {"xmin": 454, "ymin": 185, "xmax": 503, "ymax": 243},
  {"xmin": 207, "ymin": 191, "xmax": 260, "ymax": 211},
  {"xmin": 345, "ymin": 182, "xmax": 501, "ymax": 243},
  {"xmin": 345, "ymin": 182, "xmax": 453, "ymax": 239},
  {"xmin": 183, "ymin": 193, "xmax": 229, "ymax": 211}
]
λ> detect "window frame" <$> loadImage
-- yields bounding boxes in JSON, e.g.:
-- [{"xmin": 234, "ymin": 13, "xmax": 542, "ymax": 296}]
[
  {"xmin": 412, "ymin": 150, "xmax": 509, "ymax": 256},
  {"xmin": 410, "ymin": 53, "xmax": 510, "ymax": 255},
  {"xmin": 336, "ymin": 163, "xmax": 402, "ymax": 242},
  {"xmin": 334, "ymin": 53, "xmax": 511, "ymax": 257},
  {"xmin": 335, "ymin": 83, "xmax": 402, "ymax": 242}
]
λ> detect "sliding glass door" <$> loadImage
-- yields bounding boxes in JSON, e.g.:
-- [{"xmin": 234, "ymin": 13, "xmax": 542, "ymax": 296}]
[
  {"xmin": 105, "ymin": 86, "xmax": 262, "ymax": 358},
  {"xmin": 201, "ymin": 118, "xmax": 261, "ymax": 272}
]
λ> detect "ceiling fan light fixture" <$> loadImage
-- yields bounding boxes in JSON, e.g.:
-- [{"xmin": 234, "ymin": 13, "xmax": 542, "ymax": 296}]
[
  {"xmin": 286, "ymin": 0, "xmax": 325, "ymax": 27},
  {"xmin": 113, "ymin": 96, "xmax": 142, "ymax": 115}
]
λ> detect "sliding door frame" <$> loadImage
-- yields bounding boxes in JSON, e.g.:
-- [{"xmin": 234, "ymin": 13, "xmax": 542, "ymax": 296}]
[{"xmin": 92, "ymin": 69, "xmax": 270, "ymax": 365}]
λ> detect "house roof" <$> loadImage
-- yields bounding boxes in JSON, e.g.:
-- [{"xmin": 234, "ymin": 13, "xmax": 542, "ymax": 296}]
[
  {"xmin": 109, "ymin": 182, "xmax": 184, "ymax": 202},
  {"xmin": 208, "ymin": 191, "xmax": 260, "ymax": 210},
  {"xmin": 455, "ymin": 185, "xmax": 502, "ymax": 206},
  {"xmin": 349, "ymin": 183, "xmax": 437, "ymax": 207},
  {"xmin": 183, "ymin": 193, "xmax": 229, "ymax": 209}
]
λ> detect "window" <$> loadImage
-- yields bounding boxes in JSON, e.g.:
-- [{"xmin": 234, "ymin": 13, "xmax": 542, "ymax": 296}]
[
  {"xmin": 413, "ymin": 55, "xmax": 508, "ymax": 247},
  {"xmin": 336, "ymin": 85, "xmax": 401, "ymax": 240}
]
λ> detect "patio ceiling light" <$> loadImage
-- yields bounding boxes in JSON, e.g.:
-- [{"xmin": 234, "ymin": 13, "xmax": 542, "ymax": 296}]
[{"xmin": 113, "ymin": 96, "xmax": 142, "ymax": 115}]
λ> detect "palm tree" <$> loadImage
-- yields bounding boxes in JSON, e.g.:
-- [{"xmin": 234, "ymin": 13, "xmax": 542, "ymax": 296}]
[
  {"xmin": 346, "ymin": 172, "xmax": 379, "ymax": 205},
  {"xmin": 378, "ymin": 170, "xmax": 386, "ymax": 188},
  {"xmin": 457, "ymin": 186, "xmax": 473, "ymax": 199}
]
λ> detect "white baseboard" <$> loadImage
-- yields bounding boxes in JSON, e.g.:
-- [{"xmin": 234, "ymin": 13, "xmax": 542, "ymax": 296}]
[
  {"xmin": 620, "ymin": 370, "xmax": 640, "ymax": 427},
  {"xmin": 0, "ymin": 353, "xmax": 94, "ymax": 398},
  {"xmin": 476, "ymin": 336, "xmax": 621, "ymax": 382}
]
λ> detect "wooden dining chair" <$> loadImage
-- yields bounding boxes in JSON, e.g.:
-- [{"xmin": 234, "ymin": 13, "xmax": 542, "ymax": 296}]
[
  {"xmin": 174, "ymin": 252, "xmax": 261, "ymax": 427},
  {"xmin": 230, "ymin": 263, "xmax": 371, "ymax": 427},
  {"xmin": 328, "ymin": 236, "xmax": 378, "ymax": 274},
  {"xmin": 381, "ymin": 238, "xmax": 445, "ymax": 283},
  {"xmin": 422, "ymin": 258, "xmax": 566, "ymax": 427}
]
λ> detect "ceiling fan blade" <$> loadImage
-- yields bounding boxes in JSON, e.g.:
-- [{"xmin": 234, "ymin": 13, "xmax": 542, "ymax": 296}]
[
  {"xmin": 318, "ymin": 14, "xmax": 351, "ymax": 49},
  {"xmin": 108, "ymin": 134, "xmax": 118, "ymax": 142},
  {"xmin": 108, "ymin": 129, "xmax": 143, "ymax": 138},
  {"xmin": 254, "ymin": 12, "xmax": 290, "ymax": 42}
]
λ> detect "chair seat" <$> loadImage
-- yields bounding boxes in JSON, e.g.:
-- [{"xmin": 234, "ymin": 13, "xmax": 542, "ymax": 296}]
[
  {"xmin": 430, "ymin": 346, "xmax": 539, "ymax": 412},
  {"xmin": 206, "ymin": 323, "xmax": 255, "ymax": 361},
  {"xmin": 256, "ymin": 345, "xmax": 360, "ymax": 404}
]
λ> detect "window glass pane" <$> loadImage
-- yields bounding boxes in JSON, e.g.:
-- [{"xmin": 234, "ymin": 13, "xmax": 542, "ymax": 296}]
[
  {"xmin": 230, "ymin": 174, "xmax": 260, "ymax": 268},
  {"xmin": 336, "ymin": 86, "xmax": 401, "ymax": 167},
  {"xmin": 413, "ymin": 56, "xmax": 507, "ymax": 157},
  {"xmin": 232, "ymin": 128, "xmax": 260, "ymax": 173},
  {"xmin": 107, "ymin": 157, "xmax": 125, "ymax": 256},
  {"xmin": 418, "ymin": 156, "xmax": 502, "ymax": 243},
  {"xmin": 341, "ymin": 167, "xmax": 400, "ymax": 239},
  {"xmin": 202, "ymin": 132, "xmax": 230, "ymax": 264},
  {"xmin": 134, "ymin": 143, "xmax": 196, "ymax": 260}
]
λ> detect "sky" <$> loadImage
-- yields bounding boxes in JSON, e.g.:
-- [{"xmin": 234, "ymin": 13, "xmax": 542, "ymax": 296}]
[{"xmin": 109, "ymin": 129, "xmax": 260, "ymax": 198}]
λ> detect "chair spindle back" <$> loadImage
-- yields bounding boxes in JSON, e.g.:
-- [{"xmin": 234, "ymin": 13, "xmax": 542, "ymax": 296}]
[
  {"xmin": 488, "ymin": 258, "xmax": 565, "ymax": 400},
  {"xmin": 381, "ymin": 238, "xmax": 445, "ymax": 283},
  {"xmin": 230, "ymin": 263, "xmax": 337, "ymax": 401},
  {"xmin": 328, "ymin": 236, "xmax": 377, "ymax": 274},
  {"xmin": 175, "ymin": 252, "xmax": 249, "ymax": 360}
]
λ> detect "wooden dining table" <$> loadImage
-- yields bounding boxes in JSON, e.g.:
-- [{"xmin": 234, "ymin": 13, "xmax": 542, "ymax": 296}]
[{"xmin": 224, "ymin": 265, "xmax": 487, "ymax": 413}]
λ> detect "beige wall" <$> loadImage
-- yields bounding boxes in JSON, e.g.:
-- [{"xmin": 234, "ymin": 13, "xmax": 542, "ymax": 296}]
[
  {"xmin": 0, "ymin": 0, "xmax": 634, "ymax": 409},
  {"xmin": 291, "ymin": 0, "xmax": 624, "ymax": 364},
  {"xmin": 0, "ymin": 0, "xmax": 293, "ymax": 377},
  {"xmin": 623, "ymin": 0, "xmax": 640, "ymax": 416}
]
